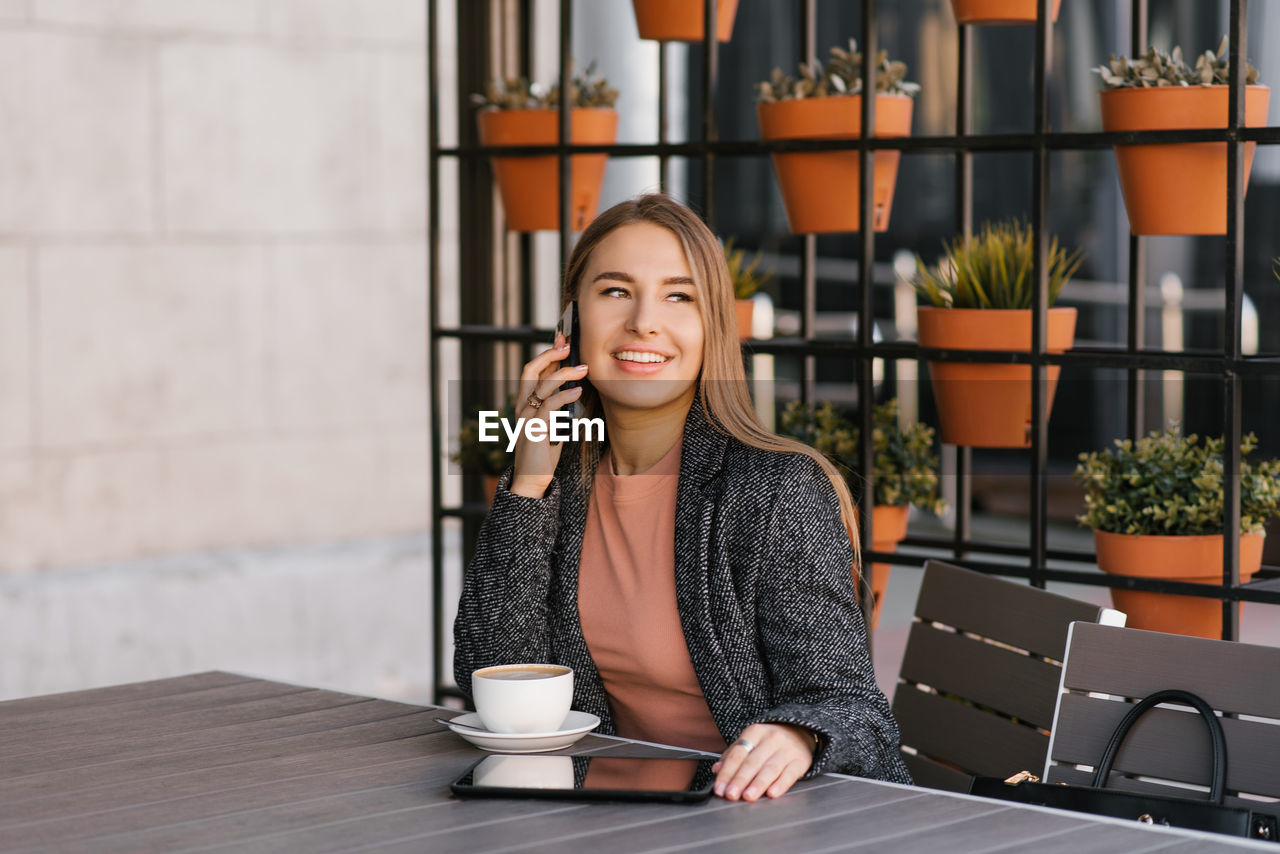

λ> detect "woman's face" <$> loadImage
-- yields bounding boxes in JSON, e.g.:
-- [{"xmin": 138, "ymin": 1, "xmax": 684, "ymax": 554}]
[{"xmin": 577, "ymin": 222, "xmax": 704, "ymax": 414}]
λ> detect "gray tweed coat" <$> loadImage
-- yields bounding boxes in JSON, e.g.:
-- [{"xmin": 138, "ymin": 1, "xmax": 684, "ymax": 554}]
[{"xmin": 453, "ymin": 398, "xmax": 912, "ymax": 784}]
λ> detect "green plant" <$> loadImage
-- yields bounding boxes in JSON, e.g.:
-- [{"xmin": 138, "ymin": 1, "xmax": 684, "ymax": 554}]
[
  {"xmin": 471, "ymin": 61, "xmax": 618, "ymax": 110},
  {"xmin": 1074, "ymin": 428, "xmax": 1280, "ymax": 536},
  {"xmin": 755, "ymin": 39, "xmax": 920, "ymax": 102},
  {"xmin": 724, "ymin": 238, "xmax": 773, "ymax": 300},
  {"xmin": 911, "ymin": 220, "xmax": 1084, "ymax": 310},
  {"xmin": 780, "ymin": 399, "xmax": 946, "ymax": 514},
  {"xmin": 451, "ymin": 399, "xmax": 517, "ymax": 476},
  {"xmin": 1094, "ymin": 37, "xmax": 1260, "ymax": 89},
  {"xmin": 1273, "ymin": 257, "xmax": 1279, "ymax": 282}
]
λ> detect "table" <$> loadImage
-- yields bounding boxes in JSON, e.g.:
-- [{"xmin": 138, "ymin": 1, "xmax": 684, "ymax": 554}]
[{"xmin": 0, "ymin": 672, "xmax": 1271, "ymax": 853}]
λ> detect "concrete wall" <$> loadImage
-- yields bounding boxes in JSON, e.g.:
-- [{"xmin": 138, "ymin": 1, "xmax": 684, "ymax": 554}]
[{"xmin": 0, "ymin": 0, "xmax": 435, "ymax": 702}]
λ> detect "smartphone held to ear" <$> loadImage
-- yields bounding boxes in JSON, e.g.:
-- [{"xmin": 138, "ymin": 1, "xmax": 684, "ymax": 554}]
[{"xmin": 556, "ymin": 302, "xmax": 581, "ymax": 393}]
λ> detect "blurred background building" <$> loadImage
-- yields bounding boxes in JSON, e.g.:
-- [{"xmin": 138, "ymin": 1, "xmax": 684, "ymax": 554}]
[{"xmin": 0, "ymin": 1, "xmax": 431, "ymax": 702}]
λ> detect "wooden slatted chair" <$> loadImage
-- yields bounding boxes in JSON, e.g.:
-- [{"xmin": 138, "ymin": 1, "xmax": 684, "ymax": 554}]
[
  {"xmin": 892, "ymin": 559, "xmax": 1125, "ymax": 792},
  {"xmin": 1045, "ymin": 622, "xmax": 1280, "ymax": 808}
]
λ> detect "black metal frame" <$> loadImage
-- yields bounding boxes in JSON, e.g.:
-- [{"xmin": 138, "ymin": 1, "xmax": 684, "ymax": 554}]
[{"xmin": 428, "ymin": 0, "xmax": 1280, "ymax": 703}]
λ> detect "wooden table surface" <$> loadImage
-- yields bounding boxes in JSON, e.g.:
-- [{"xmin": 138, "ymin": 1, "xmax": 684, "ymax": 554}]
[{"xmin": 0, "ymin": 672, "xmax": 1271, "ymax": 853}]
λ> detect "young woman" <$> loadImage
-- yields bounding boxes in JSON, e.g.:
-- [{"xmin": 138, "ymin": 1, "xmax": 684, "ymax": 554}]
[{"xmin": 454, "ymin": 194, "xmax": 911, "ymax": 800}]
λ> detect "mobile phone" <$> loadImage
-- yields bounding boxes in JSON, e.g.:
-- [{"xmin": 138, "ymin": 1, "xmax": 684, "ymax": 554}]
[
  {"xmin": 555, "ymin": 302, "xmax": 581, "ymax": 392},
  {"xmin": 450, "ymin": 754, "xmax": 716, "ymax": 804}
]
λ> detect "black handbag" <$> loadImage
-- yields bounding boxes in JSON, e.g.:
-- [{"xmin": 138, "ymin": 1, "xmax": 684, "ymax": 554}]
[{"xmin": 969, "ymin": 689, "xmax": 1278, "ymax": 842}]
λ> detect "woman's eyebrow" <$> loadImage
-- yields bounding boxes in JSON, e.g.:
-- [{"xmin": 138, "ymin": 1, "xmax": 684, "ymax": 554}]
[{"xmin": 592, "ymin": 271, "xmax": 696, "ymax": 286}]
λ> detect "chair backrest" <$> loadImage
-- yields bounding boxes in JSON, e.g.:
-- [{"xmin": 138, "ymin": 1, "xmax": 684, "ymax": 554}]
[
  {"xmin": 1047, "ymin": 622, "xmax": 1280, "ymax": 805},
  {"xmin": 893, "ymin": 559, "xmax": 1125, "ymax": 792}
]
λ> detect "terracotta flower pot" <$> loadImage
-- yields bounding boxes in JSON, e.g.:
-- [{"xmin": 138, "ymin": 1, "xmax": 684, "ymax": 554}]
[
  {"xmin": 632, "ymin": 0, "xmax": 738, "ymax": 42},
  {"xmin": 916, "ymin": 307, "xmax": 1077, "ymax": 448},
  {"xmin": 736, "ymin": 299, "xmax": 754, "ymax": 340},
  {"xmin": 757, "ymin": 94, "xmax": 913, "ymax": 234},
  {"xmin": 1100, "ymin": 85, "xmax": 1270, "ymax": 235},
  {"xmin": 476, "ymin": 108, "xmax": 618, "ymax": 232},
  {"xmin": 951, "ymin": 0, "xmax": 1060, "ymax": 25},
  {"xmin": 866, "ymin": 504, "xmax": 910, "ymax": 632},
  {"xmin": 483, "ymin": 475, "xmax": 501, "ymax": 506},
  {"xmin": 1094, "ymin": 529, "xmax": 1263, "ymax": 639}
]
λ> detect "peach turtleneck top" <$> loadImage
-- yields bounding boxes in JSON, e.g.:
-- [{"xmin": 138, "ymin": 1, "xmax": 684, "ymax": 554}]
[{"xmin": 576, "ymin": 440, "xmax": 727, "ymax": 754}]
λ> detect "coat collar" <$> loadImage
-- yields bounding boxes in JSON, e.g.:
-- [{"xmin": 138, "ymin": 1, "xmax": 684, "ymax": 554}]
[{"xmin": 676, "ymin": 391, "xmax": 730, "ymax": 498}]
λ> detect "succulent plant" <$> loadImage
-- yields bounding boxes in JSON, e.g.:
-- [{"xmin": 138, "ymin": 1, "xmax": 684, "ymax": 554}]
[
  {"xmin": 1075, "ymin": 428, "xmax": 1280, "ymax": 536},
  {"xmin": 911, "ymin": 220, "xmax": 1084, "ymax": 310},
  {"xmin": 780, "ymin": 399, "xmax": 946, "ymax": 514},
  {"xmin": 472, "ymin": 61, "xmax": 618, "ymax": 110},
  {"xmin": 724, "ymin": 238, "xmax": 773, "ymax": 301},
  {"xmin": 755, "ymin": 39, "xmax": 920, "ymax": 102},
  {"xmin": 1095, "ymin": 36, "xmax": 1260, "ymax": 89}
]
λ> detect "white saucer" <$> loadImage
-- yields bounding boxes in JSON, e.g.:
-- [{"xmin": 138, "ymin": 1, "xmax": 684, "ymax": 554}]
[{"xmin": 442, "ymin": 711, "xmax": 600, "ymax": 753}]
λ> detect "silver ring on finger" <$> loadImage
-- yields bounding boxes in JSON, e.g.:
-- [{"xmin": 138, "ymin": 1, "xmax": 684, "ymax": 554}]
[
  {"xmin": 525, "ymin": 392, "xmax": 544, "ymax": 410},
  {"xmin": 733, "ymin": 737, "xmax": 754, "ymax": 755}
]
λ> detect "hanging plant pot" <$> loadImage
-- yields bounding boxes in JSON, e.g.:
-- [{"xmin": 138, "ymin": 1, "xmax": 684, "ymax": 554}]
[
  {"xmin": 1100, "ymin": 85, "xmax": 1270, "ymax": 235},
  {"xmin": 632, "ymin": 0, "xmax": 738, "ymax": 42},
  {"xmin": 736, "ymin": 299, "xmax": 754, "ymax": 340},
  {"xmin": 1094, "ymin": 530, "xmax": 1263, "ymax": 639},
  {"xmin": 867, "ymin": 504, "xmax": 910, "ymax": 632},
  {"xmin": 757, "ymin": 94, "xmax": 913, "ymax": 234},
  {"xmin": 917, "ymin": 307, "xmax": 1076, "ymax": 448},
  {"xmin": 476, "ymin": 108, "xmax": 618, "ymax": 232},
  {"xmin": 951, "ymin": 0, "xmax": 1061, "ymax": 25},
  {"xmin": 483, "ymin": 475, "xmax": 501, "ymax": 506}
]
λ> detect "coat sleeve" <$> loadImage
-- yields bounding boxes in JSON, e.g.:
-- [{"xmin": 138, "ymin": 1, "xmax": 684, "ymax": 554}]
[
  {"xmin": 452, "ymin": 466, "xmax": 563, "ymax": 699},
  {"xmin": 748, "ymin": 455, "xmax": 913, "ymax": 785}
]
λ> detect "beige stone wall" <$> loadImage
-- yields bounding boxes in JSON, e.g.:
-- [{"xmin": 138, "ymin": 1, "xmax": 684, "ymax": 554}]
[{"xmin": 0, "ymin": 0, "xmax": 429, "ymax": 573}]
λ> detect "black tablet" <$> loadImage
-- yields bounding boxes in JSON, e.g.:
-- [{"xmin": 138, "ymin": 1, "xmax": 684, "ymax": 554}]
[{"xmin": 450, "ymin": 754, "xmax": 717, "ymax": 804}]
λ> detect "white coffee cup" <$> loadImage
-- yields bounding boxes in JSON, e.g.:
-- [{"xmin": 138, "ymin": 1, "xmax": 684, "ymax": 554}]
[{"xmin": 471, "ymin": 663, "xmax": 573, "ymax": 734}]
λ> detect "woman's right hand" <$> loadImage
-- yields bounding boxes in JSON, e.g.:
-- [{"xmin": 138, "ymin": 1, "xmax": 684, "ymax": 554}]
[{"xmin": 508, "ymin": 332, "xmax": 588, "ymax": 499}]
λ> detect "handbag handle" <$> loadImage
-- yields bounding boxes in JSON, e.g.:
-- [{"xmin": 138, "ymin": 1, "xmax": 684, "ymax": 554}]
[{"xmin": 1090, "ymin": 689, "xmax": 1228, "ymax": 805}]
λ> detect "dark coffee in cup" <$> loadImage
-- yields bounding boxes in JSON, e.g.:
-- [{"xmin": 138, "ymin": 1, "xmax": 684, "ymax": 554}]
[{"xmin": 481, "ymin": 665, "xmax": 565, "ymax": 681}]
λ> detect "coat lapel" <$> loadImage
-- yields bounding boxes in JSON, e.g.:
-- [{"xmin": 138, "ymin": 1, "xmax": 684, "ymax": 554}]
[
  {"xmin": 548, "ymin": 443, "xmax": 612, "ymax": 724},
  {"xmin": 673, "ymin": 399, "xmax": 746, "ymax": 740}
]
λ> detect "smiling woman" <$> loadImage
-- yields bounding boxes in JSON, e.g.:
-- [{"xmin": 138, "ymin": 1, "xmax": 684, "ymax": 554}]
[{"xmin": 453, "ymin": 194, "xmax": 911, "ymax": 801}]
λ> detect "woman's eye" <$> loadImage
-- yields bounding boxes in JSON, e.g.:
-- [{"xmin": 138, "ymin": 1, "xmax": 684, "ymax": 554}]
[
  {"xmin": 666, "ymin": 291, "xmax": 694, "ymax": 303},
  {"xmin": 601, "ymin": 286, "xmax": 629, "ymax": 298}
]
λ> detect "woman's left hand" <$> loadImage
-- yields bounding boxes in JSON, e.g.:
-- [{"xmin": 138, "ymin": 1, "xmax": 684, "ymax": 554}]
[{"xmin": 711, "ymin": 723, "xmax": 816, "ymax": 802}]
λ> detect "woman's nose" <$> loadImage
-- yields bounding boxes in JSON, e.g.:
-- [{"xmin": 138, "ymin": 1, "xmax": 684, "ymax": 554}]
[{"xmin": 626, "ymin": 300, "xmax": 659, "ymax": 336}]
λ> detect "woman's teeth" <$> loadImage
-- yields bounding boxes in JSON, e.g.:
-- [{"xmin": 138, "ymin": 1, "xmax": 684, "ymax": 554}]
[{"xmin": 613, "ymin": 351, "xmax": 670, "ymax": 364}]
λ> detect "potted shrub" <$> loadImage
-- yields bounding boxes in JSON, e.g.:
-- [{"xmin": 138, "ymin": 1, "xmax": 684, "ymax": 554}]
[
  {"xmin": 781, "ymin": 399, "xmax": 946, "ymax": 630},
  {"xmin": 1075, "ymin": 428, "xmax": 1280, "ymax": 639},
  {"xmin": 1095, "ymin": 38, "xmax": 1269, "ymax": 235},
  {"xmin": 452, "ymin": 401, "xmax": 516, "ymax": 505},
  {"xmin": 951, "ymin": 0, "xmax": 1060, "ymax": 26},
  {"xmin": 755, "ymin": 40, "xmax": 919, "ymax": 234},
  {"xmin": 472, "ymin": 63, "xmax": 619, "ymax": 232},
  {"xmin": 911, "ymin": 220, "xmax": 1083, "ymax": 448},
  {"xmin": 724, "ymin": 238, "xmax": 773, "ymax": 340},
  {"xmin": 631, "ymin": 0, "xmax": 738, "ymax": 42}
]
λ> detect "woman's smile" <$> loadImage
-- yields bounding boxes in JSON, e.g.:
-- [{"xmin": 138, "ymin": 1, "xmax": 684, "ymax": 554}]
[{"xmin": 610, "ymin": 346, "xmax": 675, "ymax": 373}]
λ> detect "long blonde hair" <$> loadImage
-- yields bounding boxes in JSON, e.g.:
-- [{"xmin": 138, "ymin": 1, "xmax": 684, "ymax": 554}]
[{"xmin": 562, "ymin": 194, "xmax": 862, "ymax": 574}]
